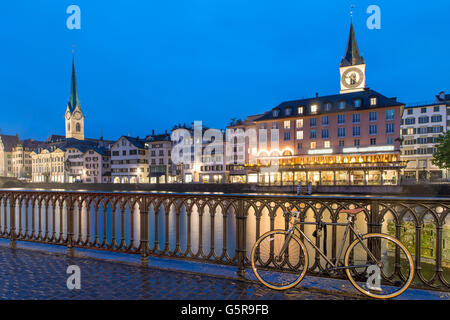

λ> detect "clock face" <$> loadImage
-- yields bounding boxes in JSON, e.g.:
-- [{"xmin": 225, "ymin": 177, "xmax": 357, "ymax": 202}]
[
  {"xmin": 73, "ymin": 111, "xmax": 82, "ymax": 120},
  {"xmin": 65, "ymin": 111, "xmax": 71, "ymax": 120},
  {"xmin": 341, "ymin": 67, "xmax": 364, "ymax": 89}
]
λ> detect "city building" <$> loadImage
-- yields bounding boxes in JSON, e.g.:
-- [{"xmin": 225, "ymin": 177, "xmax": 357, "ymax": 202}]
[
  {"xmin": 400, "ymin": 92, "xmax": 450, "ymax": 182},
  {"xmin": 146, "ymin": 131, "xmax": 175, "ymax": 184},
  {"xmin": 0, "ymin": 134, "xmax": 19, "ymax": 177},
  {"xmin": 111, "ymin": 136, "xmax": 149, "ymax": 183},
  {"xmin": 228, "ymin": 17, "xmax": 406, "ymax": 186},
  {"xmin": 31, "ymin": 145, "xmax": 66, "ymax": 183},
  {"xmin": 12, "ymin": 139, "xmax": 41, "ymax": 180},
  {"xmin": 31, "ymin": 54, "xmax": 113, "ymax": 183},
  {"xmin": 81, "ymin": 146, "xmax": 111, "ymax": 183},
  {"xmin": 170, "ymin": 123, "xmax": 227, "ymax": 183}
]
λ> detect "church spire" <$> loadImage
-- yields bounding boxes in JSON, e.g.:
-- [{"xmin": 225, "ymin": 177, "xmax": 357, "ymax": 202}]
[
  {"xmin": 68, "ymin": 51, "xmax": 80, "ymax": 113},
  {"xmin": 340, "ymin": 14, "xmax": 365, "ymax": 67}
]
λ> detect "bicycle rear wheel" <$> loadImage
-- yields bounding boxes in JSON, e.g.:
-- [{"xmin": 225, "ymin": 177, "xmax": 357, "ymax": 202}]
[
  {"xmin": 251, "ymin": 230, "xmax": 308, "ymax": 290},
  {"xmin": 344, "ymin": 233, "xmax": 414, "ymax": 299}
]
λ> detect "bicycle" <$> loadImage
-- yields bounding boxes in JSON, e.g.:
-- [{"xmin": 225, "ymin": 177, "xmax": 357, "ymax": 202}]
[{"xmin": 250, "ymin": 205, "xmax": 415, "ymax": 299}]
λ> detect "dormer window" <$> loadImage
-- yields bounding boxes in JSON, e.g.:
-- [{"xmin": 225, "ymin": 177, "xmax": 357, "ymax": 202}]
[
  {"xmin": 324, "ymin": 103, "xmax": 332, "ymax": 111},
  {"xmin": 370, "ymin": 97, "xmax": 377, "ymax": 106},
  {"xmin": 298, "ymin": 106, "xmax": 304, "ymax": 115},
  {"xmin": 339, "ymin": 101, "xmax": 346, "ymax": 109},
  {"xmin": 354, "ymin": 99, "xmax": 362, "ymax": 108},
  {"xmin": 310, "ymin": 104, "xmax": 318, "ymax": 113},
  {"xmin": 285, "ymin": 107, "xmax": 292, "ymax": 116},
  {"xmin": 272, "ymin": 109, "xmax": 280, "ymax": 117}
]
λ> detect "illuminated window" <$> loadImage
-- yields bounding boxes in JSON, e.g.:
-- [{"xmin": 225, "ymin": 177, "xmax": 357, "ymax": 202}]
[
  {"xmin": 284, "ymin": 120, "xmax": 290, "ymax": 129},
  {"xmin": 298, "ymin": 106, "xmax": 304, "ymax": 114},
  {"xmin": 296, "ymin": 131, "xmax": 304, "ymax": 140},
  {"xmin": 370, "ymin": 97, "xmax": 377, "ymax": 106},
  {"xmin": 296, "ymin": 119, "xmax": 303, "ymax": 128},
  {"xmin": 324, "ymin": 141, "xmax": 330, "ymax": 148},
  {"xmin": 310, "ymin": 142, "xmax": 316, "ymax": 149},
  {"xmin": 311, "ymin": 104, "xmax": 318, "ymax": 113}
]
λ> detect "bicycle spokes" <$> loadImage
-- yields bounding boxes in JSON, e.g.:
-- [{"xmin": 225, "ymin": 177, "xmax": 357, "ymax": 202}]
[
  {"xmin": 251, "ymin": 231, "xmax": 308, "ymax": 290},
  {"xmin": 345, "ymin": 234, "xmax": 414, "ymax": 299}
]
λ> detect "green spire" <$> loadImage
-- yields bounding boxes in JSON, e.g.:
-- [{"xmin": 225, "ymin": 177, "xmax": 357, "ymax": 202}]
[{"xmin": 68, "ymin": 53, "xmax": 80, "ymax": 113}]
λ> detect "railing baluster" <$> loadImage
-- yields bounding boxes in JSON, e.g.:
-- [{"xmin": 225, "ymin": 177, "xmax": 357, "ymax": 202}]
[
  {"xmin": 235, "ymin": 199, "xmax": 246, "ymax": 278},
  {"xmin": 44, "ymin": 200, "xmax": 49, "ymax": 241},
  {"xmin": 9, "ymin": 194, "xmax": 16, "ymax": 248},
  {"xmin": 139, "ymin": 197, "xmax": 149, "ymax": 266},
  {"xmin": 67, "ymin": 195, "xmax": 75, "ymax": 256}
]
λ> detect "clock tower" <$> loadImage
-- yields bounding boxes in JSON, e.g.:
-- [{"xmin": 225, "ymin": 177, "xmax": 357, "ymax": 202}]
[
  {"xmin": 65, "ymin": 53, "xmax": 85, "ymax": 140},
  {"xmin": 339, "ymin": 17, "xmax": 366, "ymax": 94}
]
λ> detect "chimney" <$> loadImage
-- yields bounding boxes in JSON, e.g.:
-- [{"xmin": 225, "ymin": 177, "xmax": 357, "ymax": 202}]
[
  {"xmin": 316, "ymin": 92, "xmax": 319, "ymax": 98},
  {"xmin": 165, "ymin": 129, "xmax": 167, "ymax": 134},
  {"xmin": 439, "ymin": 91, "xmax": 445, "ymax": 101},
  {"xmin": 152, "ymin": 129, "xmax": 155, "ymax": 135}
]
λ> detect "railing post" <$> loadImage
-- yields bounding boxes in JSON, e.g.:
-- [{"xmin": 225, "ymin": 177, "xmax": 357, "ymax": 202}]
[
  {"xmin": 139, "ymin": 197, "xmax": 149, "ymax": 267},
  {"xmin": 9, "ymin": 194, "xmax": 16, "ymax": 249},
  {"xmin": 235, "ymin": 199, "xmax": 246, "ymax": 278},
  {"xmin": 67, "ymin": 195, "xmax": 75, "ymax": 256},
  {"xmin": 369, "ymin": 200, "xmax": 382, "ymax": 260}
]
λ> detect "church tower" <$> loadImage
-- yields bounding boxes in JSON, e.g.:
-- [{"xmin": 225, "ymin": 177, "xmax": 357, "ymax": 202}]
[
  {"xmin": 65, "ymin": 53, "xmax": 85, "ymax": 140},
  {"xmin": 339, "ymin": 14, "xmax": 366, "ymax": 94}
]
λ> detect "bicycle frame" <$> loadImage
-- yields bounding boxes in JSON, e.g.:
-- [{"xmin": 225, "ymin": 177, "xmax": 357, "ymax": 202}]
[{"xmin": 281, "ymin": 211, "xmax": 380, "ymax": 271}]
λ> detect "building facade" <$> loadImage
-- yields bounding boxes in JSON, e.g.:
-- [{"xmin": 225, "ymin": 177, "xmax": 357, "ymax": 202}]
[
  {"xmin": 111, "ymin": 136, "xmax": 149, "ymax": 183},
  {"xmin": 147, "ymin": 132, "xmax": 175, "ymax": 184},
  {"xmin": 401, "ymin": 92, "xmax": 450, "ymax": 182},
  {"xmin": 0, "ymin": 134, "xmax": 19, "ymax": 177},
  {"xmin": 81, "ymin": 147, "xmax": 111, "ymax": 183},
  {"xmin": 12, "ymin": 139, "xmax": 41, "ymax": 180},
  {"xmin": 228, "ymin": 18, "xmax": 406, "ymax": 186}
]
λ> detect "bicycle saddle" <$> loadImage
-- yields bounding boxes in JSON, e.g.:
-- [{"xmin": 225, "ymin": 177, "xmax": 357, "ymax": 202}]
[{"xmin": 341, "ymin": 208, "xmax": 365, "ymax": 215}]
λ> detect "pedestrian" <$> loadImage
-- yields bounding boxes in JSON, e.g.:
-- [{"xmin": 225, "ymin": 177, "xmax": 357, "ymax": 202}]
[
  {"xmin": 308, "ymin": 181, "xmax": 312, "ymax": 195},
  {"xmin": 296, "ymin": 182, "xmax": 302, "ymax": 195}
]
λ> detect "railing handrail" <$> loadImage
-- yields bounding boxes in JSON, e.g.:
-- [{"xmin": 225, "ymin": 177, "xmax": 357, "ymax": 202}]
[{"xmin": 1, "ymin": 188, "xmax": 449, "ymax": 202}]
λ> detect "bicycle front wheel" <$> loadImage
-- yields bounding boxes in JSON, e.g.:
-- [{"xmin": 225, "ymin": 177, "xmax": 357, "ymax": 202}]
[
  {"xmin": 251, "ymin": 230, "xmax": 308, "ymax": 290},
  {"xmin": 344, "ymin": 233, "xmax": 414, "ymax": 299}
]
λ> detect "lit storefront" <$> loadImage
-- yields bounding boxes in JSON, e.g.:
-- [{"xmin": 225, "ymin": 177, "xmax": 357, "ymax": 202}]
[{"xmin": 237, "ymin": 152, "xmax": 405, "ymax": 186}]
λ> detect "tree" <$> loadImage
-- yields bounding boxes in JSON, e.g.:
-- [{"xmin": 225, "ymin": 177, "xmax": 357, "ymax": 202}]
[{"xmin": 432, "ymin": 131, "xmax": 450, "ymax": 170}]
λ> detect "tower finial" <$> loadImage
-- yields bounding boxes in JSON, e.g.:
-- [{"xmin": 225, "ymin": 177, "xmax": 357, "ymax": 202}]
[{"xmin": 350, "ymin": 4, "xmax": 354, "ymax": 17}]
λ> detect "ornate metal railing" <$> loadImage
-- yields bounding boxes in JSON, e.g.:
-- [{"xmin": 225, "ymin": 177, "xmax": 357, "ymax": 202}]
[{"xmin": 0, "ymin": 190, "xmax": 448, "ymax": 291}]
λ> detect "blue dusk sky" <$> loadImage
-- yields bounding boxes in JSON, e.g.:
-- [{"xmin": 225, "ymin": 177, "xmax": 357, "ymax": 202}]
[{"xmin": 0, "ymin": 0, "xmax": 449, "ymax": 141}]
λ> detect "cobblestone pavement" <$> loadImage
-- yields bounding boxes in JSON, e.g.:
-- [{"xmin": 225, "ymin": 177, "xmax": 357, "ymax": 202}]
[{"xmin": 0, "ymin": 247, "xmax": 359, "ymax": 300}]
